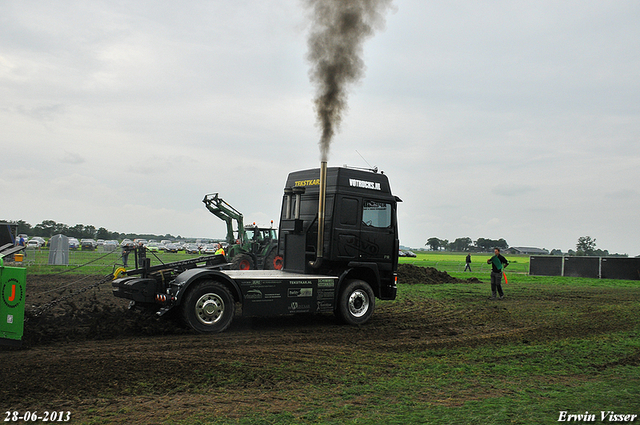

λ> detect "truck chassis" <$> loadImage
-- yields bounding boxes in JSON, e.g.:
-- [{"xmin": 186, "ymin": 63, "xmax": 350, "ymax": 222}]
[{"xmin": 112, "ymin": 250, "xmax": 382, "ymax": 333}]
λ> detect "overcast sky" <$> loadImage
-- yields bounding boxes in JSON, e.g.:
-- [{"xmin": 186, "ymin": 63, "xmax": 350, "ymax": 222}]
[{"xmin": 2, "ymin": 1, "xmax": 639, "ymax": 256}]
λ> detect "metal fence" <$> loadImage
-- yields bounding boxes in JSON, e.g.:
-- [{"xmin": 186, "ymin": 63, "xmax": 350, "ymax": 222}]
[{"xmin": 530, "ymin": 256, "xmax": 640, "ymax": 280}]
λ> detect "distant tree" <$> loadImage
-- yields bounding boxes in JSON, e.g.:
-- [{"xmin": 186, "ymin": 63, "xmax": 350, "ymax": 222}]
[
  {"xmin": 576, "ymin": 236, "xmax": 596, "ymax": 256},
  {"xmin": 36, "ymin": 220, "xmax": 55, "ymax": 235},
  {"xmin": 451, "ymin": 237, "xmax": 473, "ymax": 252},
  {"xmin": 496, "ymin": 238, "xmax": 509, "ymax": 249},
  {"xmin": 475, "ymin": 238, "xmax": 491, "ymax": 251},
  {"xmin": 33, "ymin": 220, "xmax": 69, "ymax": 237},
  {"xmin": 96, "ymin": 227, "xmax": 112, "ymax": 240},
  {"xmin": 475, "ymin": 238, "xmax": 508, "ymax": 251},
  {"xmin": 550, "ymin": 249, "xmax": 563, "ymax": 256},
  {"xmin": 16, "ymin": 220, "xmax": 32, "ymax": 235},
  {"xmin": 67, "ymin": 224, "xmax": 97, "ymax": 239},
  {"xmin": 426, "ymin": 237, "xmax": 443, "ymax": 251},
  {"xmin": 442, "ymin": 239, "xmax": 450, "ymax": 251}
]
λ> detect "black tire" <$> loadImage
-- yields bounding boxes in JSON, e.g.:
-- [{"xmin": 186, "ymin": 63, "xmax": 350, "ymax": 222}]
[
  {"xmin": 232, "ymin": 253, "xmax": 254, "ymax": 270},
  {"xmin": 181, "ymin": 280, "xmax": 235, "ymax": 333},
  {"xmin": 264, "ymin": 249, "xmax": 284, "ymax": 270},
  {"xmin": 337, "ymin": 279, "xmax": 375, "ymax": 325}
]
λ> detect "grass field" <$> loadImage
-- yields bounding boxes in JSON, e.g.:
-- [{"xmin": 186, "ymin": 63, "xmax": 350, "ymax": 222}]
[
  {"xmin": 5, "ymin": 249, "xmax": 639, "ymax": 424},
  {"xmin": 399, "ymin": 251, "xmax": 531, "ymax": 274}
]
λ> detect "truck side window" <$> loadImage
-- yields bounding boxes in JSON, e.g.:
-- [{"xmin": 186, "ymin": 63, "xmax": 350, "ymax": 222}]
[
  {"xmin": 362, "ymin": 200, "xmax": 392, "ymax": 228},
  {"xmin": 340, "ymin": 197, "xmax": 359, "ymax": 226}
]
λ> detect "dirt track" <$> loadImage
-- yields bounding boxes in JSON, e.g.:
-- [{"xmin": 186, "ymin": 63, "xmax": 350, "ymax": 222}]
[{"xmin": 2, "ymin": 267, "xmax": 637, "ymax": 423}]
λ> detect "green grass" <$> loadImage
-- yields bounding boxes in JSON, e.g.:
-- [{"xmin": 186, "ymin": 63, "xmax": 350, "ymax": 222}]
[{"xmin": 400, "ymin": 251, "xmax": 531, "ymax": 274}]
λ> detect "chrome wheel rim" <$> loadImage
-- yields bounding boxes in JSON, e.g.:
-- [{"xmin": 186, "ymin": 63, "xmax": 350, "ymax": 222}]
[
  {"xmin": 348, "ymin": 289, "xmax": 369, "ymax": 318},
  {"xmin": 195, "ymin": 293, "xmax": 225, "ymax": 325}
]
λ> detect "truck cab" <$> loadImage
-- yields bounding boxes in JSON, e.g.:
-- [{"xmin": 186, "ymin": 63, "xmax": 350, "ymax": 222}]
[{"xmin": 279, "ymin": 166, "xmax": 400, "ymax": 301}]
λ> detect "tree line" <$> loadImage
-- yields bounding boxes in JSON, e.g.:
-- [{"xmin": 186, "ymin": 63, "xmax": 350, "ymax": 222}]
[
  {"xmin": 13, "ymin": 220, "xmax": 180, "ymax": 242},
  {"xmin": 425, "ymin": 235, "xmax": 627, "ymax": 257},
  {"xmin": 425, "ymin": 237, "xmax": 508, "ymax": 252}
]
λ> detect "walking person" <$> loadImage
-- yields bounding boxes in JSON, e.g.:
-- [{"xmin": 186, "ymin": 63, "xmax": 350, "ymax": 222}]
[
  {"xmin": 464, "ymin": 253, "xmax": 472, "ymax": 272},
  {"xmin": 487, "ymin": 248, "xmax": 508, "ymax": 300}
]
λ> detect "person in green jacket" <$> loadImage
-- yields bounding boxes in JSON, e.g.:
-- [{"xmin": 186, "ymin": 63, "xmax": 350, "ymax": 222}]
[{"xmin": 487, "ymin": 248, "xmax": 508, "ymax": 299}]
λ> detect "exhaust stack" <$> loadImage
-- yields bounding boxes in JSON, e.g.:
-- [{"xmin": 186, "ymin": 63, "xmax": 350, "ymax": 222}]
[{"xmin": 310, "ymin": 161, "xmax": 328, "ymax": 268}]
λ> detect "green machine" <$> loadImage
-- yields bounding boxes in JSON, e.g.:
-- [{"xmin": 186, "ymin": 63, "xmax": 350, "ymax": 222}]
[{"xmin": 0, "ymin": 255, "xmax": 26, "ymax": 347}]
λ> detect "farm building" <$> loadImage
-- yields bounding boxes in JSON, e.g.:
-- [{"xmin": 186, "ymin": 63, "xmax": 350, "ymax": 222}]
[{"xmin": 507, "ymin": 247, "xmax": 549, "ymax": 255}]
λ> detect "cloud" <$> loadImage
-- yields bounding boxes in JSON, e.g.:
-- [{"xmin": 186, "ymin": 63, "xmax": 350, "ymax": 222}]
[
  {"xmin": 605, "ymin": 189, "xmax": 638, "ymax": 200},
  {"xmin": 491, "ymin": 184, "xmax": 537, "ymax": 197},
  {"xmin": 15, "ymin": 104, "xmax": 65, "ymax": 121},
  {"xmin": 60, "ymin": 151, "xmax": 85, "ymax": 165}
]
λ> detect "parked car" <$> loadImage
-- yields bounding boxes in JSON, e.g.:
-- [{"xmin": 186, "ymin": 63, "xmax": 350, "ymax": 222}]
[
  {"xmin": 146, "ymin": 242, "xmax": 161, "ymax": 252},
  {"xmin": 164, "ymin": 243, "xmax": 179, "ymax": 253},
  {"xmin": 103, "ymin": 240, "xmax": 118, "ymax": 252},
  {"xmin": 120, "ymin": 239, "xmax": 134, "ymax": 247},
  {"xmin": 81, "ymin": 239, "xmax": 97, "ymax": 250},
  {"xmin": 203, "ymin": 244, "xmax": 218, "ymax": 254},
  {"xmin": 26, "ymin": 239, "xmax": 41, "ymax": 248},
  {"xmin": 69, "ymin": 238, "xmax": 80, "ymax": 250},
  {"xmin": 185, "ymin": 243, "xmax": 200, "ymax": 254},
  {"xmin": 404, "ymin": 250, "xmax": 417, "ymax": 258},
  {"xmin": 28, "ymin": 236, "xmax": 46, "ymax": 247},
  {"xmin": 398, "ymin": 250, "xmax": 406, "ymax": 257}
]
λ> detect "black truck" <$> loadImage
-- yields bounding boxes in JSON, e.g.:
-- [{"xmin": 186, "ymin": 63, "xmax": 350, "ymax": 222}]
[{"xmin": 112, "ymin": 164, "xmax": 401, "ymax": 332}]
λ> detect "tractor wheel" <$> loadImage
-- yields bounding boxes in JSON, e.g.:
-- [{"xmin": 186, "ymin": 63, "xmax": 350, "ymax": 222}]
[
  {"xmin": 265, "ymin": 250, "xmax": 284, "ymax": 270},
  {"xmin": 181, "ymin": 280, "xmax": 235, "ymax": 333},
  {"xmin": 232, "ymin": 254, "xmax": 253, "ymax": 270},
  {"xmin": 337, "ymin": 280, "xmax": 375, "ymax": 325}
]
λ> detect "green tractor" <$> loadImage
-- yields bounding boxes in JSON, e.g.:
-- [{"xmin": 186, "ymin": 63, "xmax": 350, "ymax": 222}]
[{"xmin": 202, "ymin": 193, "xmax": 283, "ymax": 270}]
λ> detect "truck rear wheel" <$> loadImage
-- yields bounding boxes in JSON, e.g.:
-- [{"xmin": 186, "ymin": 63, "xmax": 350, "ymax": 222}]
[
  {"xmin": 181, "ymin": 280, "xmax": 235, "ymax": 333},
  {"xmin": 337, "ymin": 280, "xmax": 375, "ymax": 325}
]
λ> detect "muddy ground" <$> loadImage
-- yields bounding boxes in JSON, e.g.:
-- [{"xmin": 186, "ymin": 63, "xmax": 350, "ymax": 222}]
[{"xmin": 1, "ymin": 265, "xmax": 636, "ymax": 424}]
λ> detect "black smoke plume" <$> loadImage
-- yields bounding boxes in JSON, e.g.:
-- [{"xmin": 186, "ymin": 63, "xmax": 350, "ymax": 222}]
[{"xmin": 305, "ymin": 0, "xmax": 393, "ymax": 161}]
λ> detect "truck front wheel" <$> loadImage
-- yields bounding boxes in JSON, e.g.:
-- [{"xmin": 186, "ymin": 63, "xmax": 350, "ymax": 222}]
[
  {"xmin": 337, "ymin": 280, "xmax": 375, "ymax": 325},
  {"xmin": 182, "ymin": 280, "xmax": 235, "ymax": 333}
]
